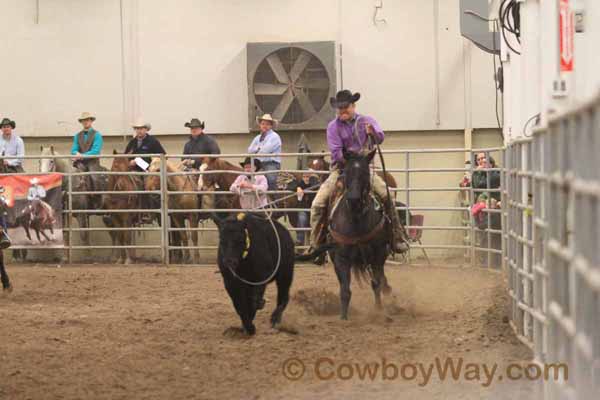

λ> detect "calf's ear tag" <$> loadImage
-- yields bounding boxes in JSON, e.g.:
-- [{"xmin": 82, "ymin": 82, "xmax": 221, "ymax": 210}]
[
  {"xmin": 242, "ymin": 228, "xmax": 251, "ymax": 259},
  {"xmin": 237, "ymin": 212, "xmax": 246, "ymax": 221}
]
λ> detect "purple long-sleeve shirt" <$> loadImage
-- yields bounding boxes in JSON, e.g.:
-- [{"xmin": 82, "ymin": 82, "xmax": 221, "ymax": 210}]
[{"xmin": 326, "ymin": 114, "xmax": 384, "ymax": 165}]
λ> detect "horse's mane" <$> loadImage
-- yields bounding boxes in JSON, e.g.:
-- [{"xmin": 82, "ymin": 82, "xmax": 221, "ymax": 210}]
[
  {"xmin": 40, "ymin": 147, "xmax": 72, "ymax": 173},
  {"xmin": 205, "ymin": 158, "xmax": 242, "ymax": 188},
  {"xmin": 211, "ymin": 158, "xmax": 243, "ymax": 171}
]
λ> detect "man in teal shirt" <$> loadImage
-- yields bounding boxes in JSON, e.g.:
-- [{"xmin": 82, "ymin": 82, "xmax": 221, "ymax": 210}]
[
  {"xmin": 70, "ymin": 112, "xmax": 105, "ymax": 207},
  {"xmin": 71, "ymin": 112, "xmax": 103, "ymax": 163}
]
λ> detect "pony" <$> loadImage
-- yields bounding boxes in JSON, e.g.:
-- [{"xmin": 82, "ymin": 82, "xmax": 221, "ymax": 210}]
[
  {"xmin": 145, "ymin": 157, "xmax": 200, "ymax": 263},
  {"xmin": 102, "ymin": 151, "xmax": 140, "ymax": 264},
  {"xmin": 298, "ymin": 150, "xmax": 393, "ymax": 320}
]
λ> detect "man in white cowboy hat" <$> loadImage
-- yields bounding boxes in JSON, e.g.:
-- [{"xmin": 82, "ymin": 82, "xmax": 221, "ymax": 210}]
[
  {"xmin": 0, "ymin": 117, "xmax": 25, "ymax": 173},
  {"xmin": 124, "ymin": 118, "xmax": 165, "ymax": 224},
  {"xmin": 248, "ymin": 113, "xmax": 282, "ymax": 192},
  {"xmin": 26, "ymin": 177, "xmax": 47, "ymax": 221},
  {"xmin": 27, "ymin": 177, "xmax": 46, "ymax": 202},
  {"xmin": 70, "ymin": 112, "xmax": 105, "ymax": 202},
  {"xmin": 124, "ymin": 118, "xmax": 166, "ymax": 171},
  {"xmin": 308, "ymin": 89, "xmax": 409, "ymax": 255},
  {"xmin": 71, "ymin": 112, "xmax": 104, "ymax": 166}
]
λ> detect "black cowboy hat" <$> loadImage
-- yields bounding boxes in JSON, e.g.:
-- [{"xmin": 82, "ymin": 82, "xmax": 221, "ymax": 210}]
[
  {"xmin": 185, "ymin": 118, "xmax": 205, "ymax": 129},
  {"xmin": 329, "ymin": 89, "xmax": 361, "ymax": 108},
  {"xmin": 0, "ymin": 118, "xmax": 16, "ymax": 129},
  {"xmin": 239, "ymin": 157, "xmax": 262, "ymax": 171}
]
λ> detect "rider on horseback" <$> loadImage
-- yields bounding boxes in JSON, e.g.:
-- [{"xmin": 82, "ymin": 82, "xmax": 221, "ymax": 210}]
[
  {"xmin": 27, "ymin": 177, "xmax": 47, "ymax": 221},
  {"xmin": 71, "ymin": 112, "xmax": 104, "ymax": 208},
  {"xmin": 0, "ymin": 186, "xmax": 10, "ymax": 249},
  {"xmin": 308, "ymin": 90, "xmax": 409, "ymax": 255}
]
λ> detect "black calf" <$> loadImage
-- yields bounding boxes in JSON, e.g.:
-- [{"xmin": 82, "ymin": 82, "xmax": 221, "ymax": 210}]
[{"xmin": 214, "ymin": 213, "xmax": 294, "ymax": 335}]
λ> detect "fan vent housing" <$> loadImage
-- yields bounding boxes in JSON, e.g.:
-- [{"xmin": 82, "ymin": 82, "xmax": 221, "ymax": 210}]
[{"xmin": 247, "ymin": 41, "xmax": 336, "ymax": 131}]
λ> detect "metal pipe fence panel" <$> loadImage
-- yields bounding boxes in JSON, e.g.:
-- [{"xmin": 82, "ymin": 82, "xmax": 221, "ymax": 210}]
[
  {"xmin": 1, "ymin": 147, "xmax": 505, "ymax": 266},
  {"xmin": 505, "ymin": 94, "xmax": 600, "ymax": 399}
]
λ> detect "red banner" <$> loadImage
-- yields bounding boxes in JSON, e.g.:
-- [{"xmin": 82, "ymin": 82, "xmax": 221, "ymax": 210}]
[
  {"xmin": 559, "ymin": 0, "xmax": 574, "ymax": 72},
  {"xmin": 0, "ymin": 174, "xmax": 64, "ymax": 248}
]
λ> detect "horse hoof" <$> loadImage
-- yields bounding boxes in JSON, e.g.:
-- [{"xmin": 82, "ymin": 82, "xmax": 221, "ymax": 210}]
[
  {"xmin": 124, "ymin": 258, "xmax": 133, "ymax": 265},
  {"xmin": 3, "ymin": 284, "xmax": 13, "ymax": 293},
  {"xmin": 340, "ymin": 314, "xmax": 348, "ymax": 321}
]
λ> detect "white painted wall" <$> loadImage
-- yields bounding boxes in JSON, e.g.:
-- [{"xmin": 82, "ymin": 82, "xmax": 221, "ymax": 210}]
[
  {"xmin": 0, "ymin": 0, "xmax": 499, "ymax": 137},
  {"xmin": 499, "ymin": 0, "xmax": 600, "ymax": 142}
]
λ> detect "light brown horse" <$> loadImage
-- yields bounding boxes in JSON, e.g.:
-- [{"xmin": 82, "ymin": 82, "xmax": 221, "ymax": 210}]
[
  {"xmin": 146, "ymin": 157, "xmax": 200, "ymax": 263},
  {"xmin": 102, "ymin": 151, "xmax": 139, "ymax": 264},
  {"xmin": 201, "ymin": 157, "xmax": 242, "ymax": 216}
]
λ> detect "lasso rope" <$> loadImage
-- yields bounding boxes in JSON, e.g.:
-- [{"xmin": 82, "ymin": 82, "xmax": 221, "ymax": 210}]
[{"xmin": 224, "ymin": 187, "xmax": 282, "ymax": 287}]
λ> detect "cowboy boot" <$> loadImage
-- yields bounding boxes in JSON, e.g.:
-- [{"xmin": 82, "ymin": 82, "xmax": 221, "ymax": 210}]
[
  {"xmin": 307, "ymin": 206, "xmax": 327, "ymax": 265},
  {"xmin": 385, "ymin": 199, "xmax": 409, "ymax": 254},
  {"xmin": 0, "ymin": 230, "xmax": 11, "ymax": 250}
]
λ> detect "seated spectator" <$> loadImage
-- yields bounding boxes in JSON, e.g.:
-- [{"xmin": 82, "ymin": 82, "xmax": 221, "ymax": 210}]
[
  {"xmin": 294, "ymin": 170, "xmax": 319, "ymax": 246},
  {"xmin": 230, "ymin": 157, "xmax": 268, "ymax": 210},
  {"xmin": 472, "ymin": 152, "xmax": 501, "ymax": 202}
]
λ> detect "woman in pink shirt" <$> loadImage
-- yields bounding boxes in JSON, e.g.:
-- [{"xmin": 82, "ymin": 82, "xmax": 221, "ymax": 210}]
[{"xmin": 230, "ymin": 157, "xmax": 269, "ymax": 210}]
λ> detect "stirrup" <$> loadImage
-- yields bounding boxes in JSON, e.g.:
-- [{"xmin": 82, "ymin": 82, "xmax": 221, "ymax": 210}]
[{"xmin": 0, "ymin": 234, "xmax": 11, "ymax": 250}]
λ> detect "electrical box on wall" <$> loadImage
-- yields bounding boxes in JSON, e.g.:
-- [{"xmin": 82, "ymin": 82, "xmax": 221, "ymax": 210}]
[{"xmin": 459, "ymin": 0, "xmax": 501, "ymax": 54}]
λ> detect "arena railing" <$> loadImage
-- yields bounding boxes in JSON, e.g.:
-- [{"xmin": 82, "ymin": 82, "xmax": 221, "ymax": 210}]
[
  {"xmin": 1, "ymin": 147, "xmax": 505, "ymax": 268},
  {"xmin": 505, "ymin": 93, "xmax": 600, "ymax": 399}
]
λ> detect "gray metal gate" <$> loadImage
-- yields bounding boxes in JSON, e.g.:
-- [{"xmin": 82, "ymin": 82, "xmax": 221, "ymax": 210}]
[{"xmin": 505, "ymin": 94, "xmax": 600, "ymax": 399}]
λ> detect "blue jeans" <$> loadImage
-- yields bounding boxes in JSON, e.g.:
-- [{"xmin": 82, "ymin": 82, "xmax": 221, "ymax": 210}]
[
  {"xmin": 0, "ymin": 215, "xmax": 7, "ymax": 231},
  {"xmin": 261, "ymin": 161, "xmax": 280, "ymax": 191},
  {"xmin": 296, "ymin": 211, "xmax": 309, "ymax": 244}
]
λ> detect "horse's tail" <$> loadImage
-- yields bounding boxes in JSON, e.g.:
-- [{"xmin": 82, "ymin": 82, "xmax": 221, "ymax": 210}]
[{"xmin": 295, "ymin": 243, "xmax": 335, "ymax": 261}]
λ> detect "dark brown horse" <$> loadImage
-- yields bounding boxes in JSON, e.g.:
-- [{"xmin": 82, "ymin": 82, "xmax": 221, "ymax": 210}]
[
  {"xmin": 201, "ymin": 157, "xmax": 242, "ymax": 217},
  {"xmin": 0, "ymin": 249, "xmax": 11, "ymax": 292},
  {"xmin": 102, "ymin": 151, "xmax": 140, "ymax": 264},
  {"xmin": 307, "ymin": 154, "xmax": 398, "ymax": 197},
  {"xmin": 298, "ymin": 150, "xmax": 393, "ymax": 320},
  {"xmin": 16, "ymin": 200, "xmax": 56, "ymax": 243},
  {"xmin": 0, "ymin": 194, "xmax": 12, "ymax": 292}
]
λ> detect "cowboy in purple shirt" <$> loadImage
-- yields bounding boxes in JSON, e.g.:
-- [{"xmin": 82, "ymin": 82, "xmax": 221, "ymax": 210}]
[{"xmin": 308, "ymin": 89, "xmax": 408, "ymax": 254}]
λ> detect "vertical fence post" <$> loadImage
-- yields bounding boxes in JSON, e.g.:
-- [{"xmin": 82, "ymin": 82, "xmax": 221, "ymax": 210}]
[
  {"xmin": 405, "ymin": 152, "xmax": 410, "ymax": 263},
  {"xmin": 485, "ymin": 151, "xmax": 492, "ymax": 269},
  {"xmin": 67, "ymin": 168, "xmax": 73, "ymax": 264},
  {"xmin": 469, "ymin": 150, "xmax": 475, "ymax": 267},
  {"xmin": 160, "ymin": 154, "xmax": 169, "ymax": 265}
]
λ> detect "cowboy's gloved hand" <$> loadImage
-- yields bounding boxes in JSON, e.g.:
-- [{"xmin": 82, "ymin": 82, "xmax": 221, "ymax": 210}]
[{"xmin": 366, "ymin": 123, "xmax": 374, "ymax": 136}]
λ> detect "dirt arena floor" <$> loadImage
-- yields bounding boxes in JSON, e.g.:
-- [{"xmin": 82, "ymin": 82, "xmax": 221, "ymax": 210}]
[{"xmin": 0, "ymin": 263, "xmax": 537, "ymax": 400}]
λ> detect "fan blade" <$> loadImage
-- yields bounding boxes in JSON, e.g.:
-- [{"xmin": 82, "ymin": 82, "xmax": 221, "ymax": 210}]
[
  {"xmin": 254, "ymin": 83, "xmax": 289, "ymax": 96},
  {"xmin": 266, "ymin": 53, "xmax": 290, "ymax": 84},
  {"xmin": 289, "ymin": 50, "xmax": 312, "ymax": 83},
  {"xmin": 294, "ymin": 89, "xmax": 317, "ymax": 118},
  {"xmin": 272, "ymin": 88, "xmax": 294, "ymax": 121},
  {"xmin": 295, "ymin": 78, "xmax": 330, "ymax": 90}
]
